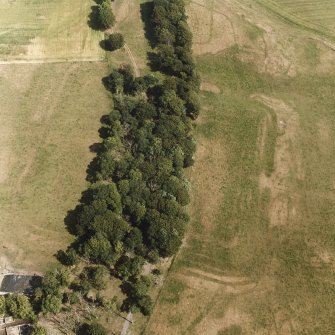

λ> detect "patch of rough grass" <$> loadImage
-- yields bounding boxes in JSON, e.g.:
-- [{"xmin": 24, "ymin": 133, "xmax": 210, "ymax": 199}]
[
  {"xmin": 105, "ymin": 0, "xmax": 153, "ymax": 74},
  {"xmin": 159, "ymin": 277, "xmax": 188, "ymax": 305},
  {"xmin": 218, "ymin": 325, "xmax": 242, "ymax": 335},
  {"xmin": 245, "ymin": 22, "xmax": 264, "ymax": 41}
]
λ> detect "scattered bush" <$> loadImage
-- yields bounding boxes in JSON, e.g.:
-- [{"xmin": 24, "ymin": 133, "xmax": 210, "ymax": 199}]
[
  {"xmin": 31, "ymin": 325, "xmax": 47, "ymax": 335},
  {"xmin": 0, "ymin": 296, "xmax": 5, "ymax": 315}
]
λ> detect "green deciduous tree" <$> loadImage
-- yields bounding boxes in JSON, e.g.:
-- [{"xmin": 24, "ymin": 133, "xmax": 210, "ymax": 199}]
[
  {"xmin": 114, "ymin": 255, "xmax": 144, "ymax": 280},
  {"xmin": 82, "ymin": 233, "xmax": 114, "ymax": 265},
  {"xmin": 5, "ymin": 293, "xmax": 35, "ymax": 321},
  {"xmin": 34, "ymin": 267, "xmax": 70, "ymax": 315},
  {"xmin": 90, "ymin": 182, "xmax": 122, "ymax": 214},
  {"xmin": 41, "ymin": 294, "xmax": 62, "ymax": 315},
  {"xmin": 105, "ymin": 33, "xmax": 125, "ymax": 51},
  {"xmin": 81, "ymin": 266, "xmax": 109, "ymax": 291},
  {"xmin": 121, "ymin": 276, "xmax": 153, "ymax": 315},
  {"xmin": 98, "ymin": 0, "xmax": 115, "ymax": 29}
]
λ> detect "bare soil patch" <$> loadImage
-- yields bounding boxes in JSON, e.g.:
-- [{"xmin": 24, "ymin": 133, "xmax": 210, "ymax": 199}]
[{"xmin": 200, "ymin": 82, "xmax": 220, "ymax": 93}]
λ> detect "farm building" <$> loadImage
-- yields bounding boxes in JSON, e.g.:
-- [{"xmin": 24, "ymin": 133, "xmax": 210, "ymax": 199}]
[{"xmin": 0, "ymin": 318, "xmax": 30, "ymax": 335}]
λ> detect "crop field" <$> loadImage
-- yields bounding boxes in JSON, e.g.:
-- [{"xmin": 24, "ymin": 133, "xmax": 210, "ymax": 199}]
[
  {"xmin": 0, "ymin": 61, "xmax": 111, "ymax": 272},
  {"xmin": 0, "ymin": 0, "xmax": 103, "ymax": 61},
  {"xmin": 143, "ymin": 0, "xmax": 335, "ymax": 334},
  {"xmin": 256, "ymin": 0, "xmax": 335, "ymax": 40}
]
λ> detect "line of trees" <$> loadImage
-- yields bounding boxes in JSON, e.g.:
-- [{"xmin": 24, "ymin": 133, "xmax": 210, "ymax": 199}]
[{"xmin": 55, "ymin": 0, "xmax": 199, "ymax": 318}]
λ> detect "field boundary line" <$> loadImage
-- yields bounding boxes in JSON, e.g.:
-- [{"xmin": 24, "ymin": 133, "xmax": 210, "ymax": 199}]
[{"xmin": 0, "ymin": 57, "xmax": 105, "ymax": 65}]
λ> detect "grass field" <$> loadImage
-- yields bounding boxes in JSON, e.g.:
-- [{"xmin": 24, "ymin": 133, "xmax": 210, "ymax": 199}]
[
  {"xmin": 0, "ymin": 0, "xmax": 103, "ymax": 61},
  {"xmin": 143, "ymin": 1, "xmax": 335, "ymax": 334},
  {"xmin": 0, "ymin": 61, "xmax": 111, "ymax": 272},
  {"xmin": 256, "ymin": 0, "xmax": 335, "ymax": 40},
  {"xmin": 105, "ymin": 0, "xmax": 152, "ymax": 73},
  {"xmin": 1, "ymin": 0, "xmax": 335, "ymax": 333}
]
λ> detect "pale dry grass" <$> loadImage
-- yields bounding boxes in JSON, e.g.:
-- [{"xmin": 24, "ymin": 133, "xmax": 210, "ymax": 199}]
[
  {"xmin": 200, "ymin": 82, "xmax": 221, "ymax": 93},
  {"xmin": 0, "ymin": 62, "xmax": 111, "ymax": 272}
]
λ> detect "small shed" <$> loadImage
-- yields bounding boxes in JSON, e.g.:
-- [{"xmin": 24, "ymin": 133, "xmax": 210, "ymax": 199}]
[
  {"xmin": 4, "ymin": 317, "xmax": 13, "ymax": 324},
  {"xmin": 5, "ymin": 326, "xmax": 19, "ymax": 335}
]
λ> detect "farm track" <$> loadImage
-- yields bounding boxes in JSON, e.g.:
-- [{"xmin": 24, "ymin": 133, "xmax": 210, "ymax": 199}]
[{"xmin": 124, "ymin": 43, "xmax": 140, "ymax": 77}]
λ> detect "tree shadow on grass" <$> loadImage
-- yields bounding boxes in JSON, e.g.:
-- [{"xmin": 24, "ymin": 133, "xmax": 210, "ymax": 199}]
[
  {"xmin": 140, "ymin": 2, "xmax": 156, "ymax": 48},
  {"xmin": 99, "ymin": 39, "xmax": 109, "ymax": 51},
  {"xmin": 62, "ymin": 111, "xmax": 115, "ymax": 238}
]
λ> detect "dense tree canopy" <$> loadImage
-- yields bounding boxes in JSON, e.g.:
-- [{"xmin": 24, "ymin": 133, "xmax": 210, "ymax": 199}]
[
  {"xmin": 63, "ymin": 0, "xmax": 199, "ymax": 317},
  {"xmin": 34, "ymin": 267, "xmax": 70, "ymax": 315}
]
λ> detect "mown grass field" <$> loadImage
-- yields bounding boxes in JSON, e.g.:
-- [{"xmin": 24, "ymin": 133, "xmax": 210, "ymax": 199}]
[
  {"xmin": 0, "ymin": 62, "xmax": 111, "ymax": 272},
  {"xmin": 0, "ymin": 0, "xmax": 103, "ymax": 61},
  {"xmin": 256, "ymin": 0, "xmax": 335, "ymax": 40},
  {"xmin": 143, "ymin": 1, "xmax": 335, "ymax": 334}
]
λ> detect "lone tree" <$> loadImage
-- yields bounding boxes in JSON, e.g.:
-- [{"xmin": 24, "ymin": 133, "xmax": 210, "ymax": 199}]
[
  {"xmin": 98, "ymin": 0, "xmax": 115, "ymax": 29},
  {"xmin": 105, "ymin": 33, "xmax": 125, "ymax": 51}
]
